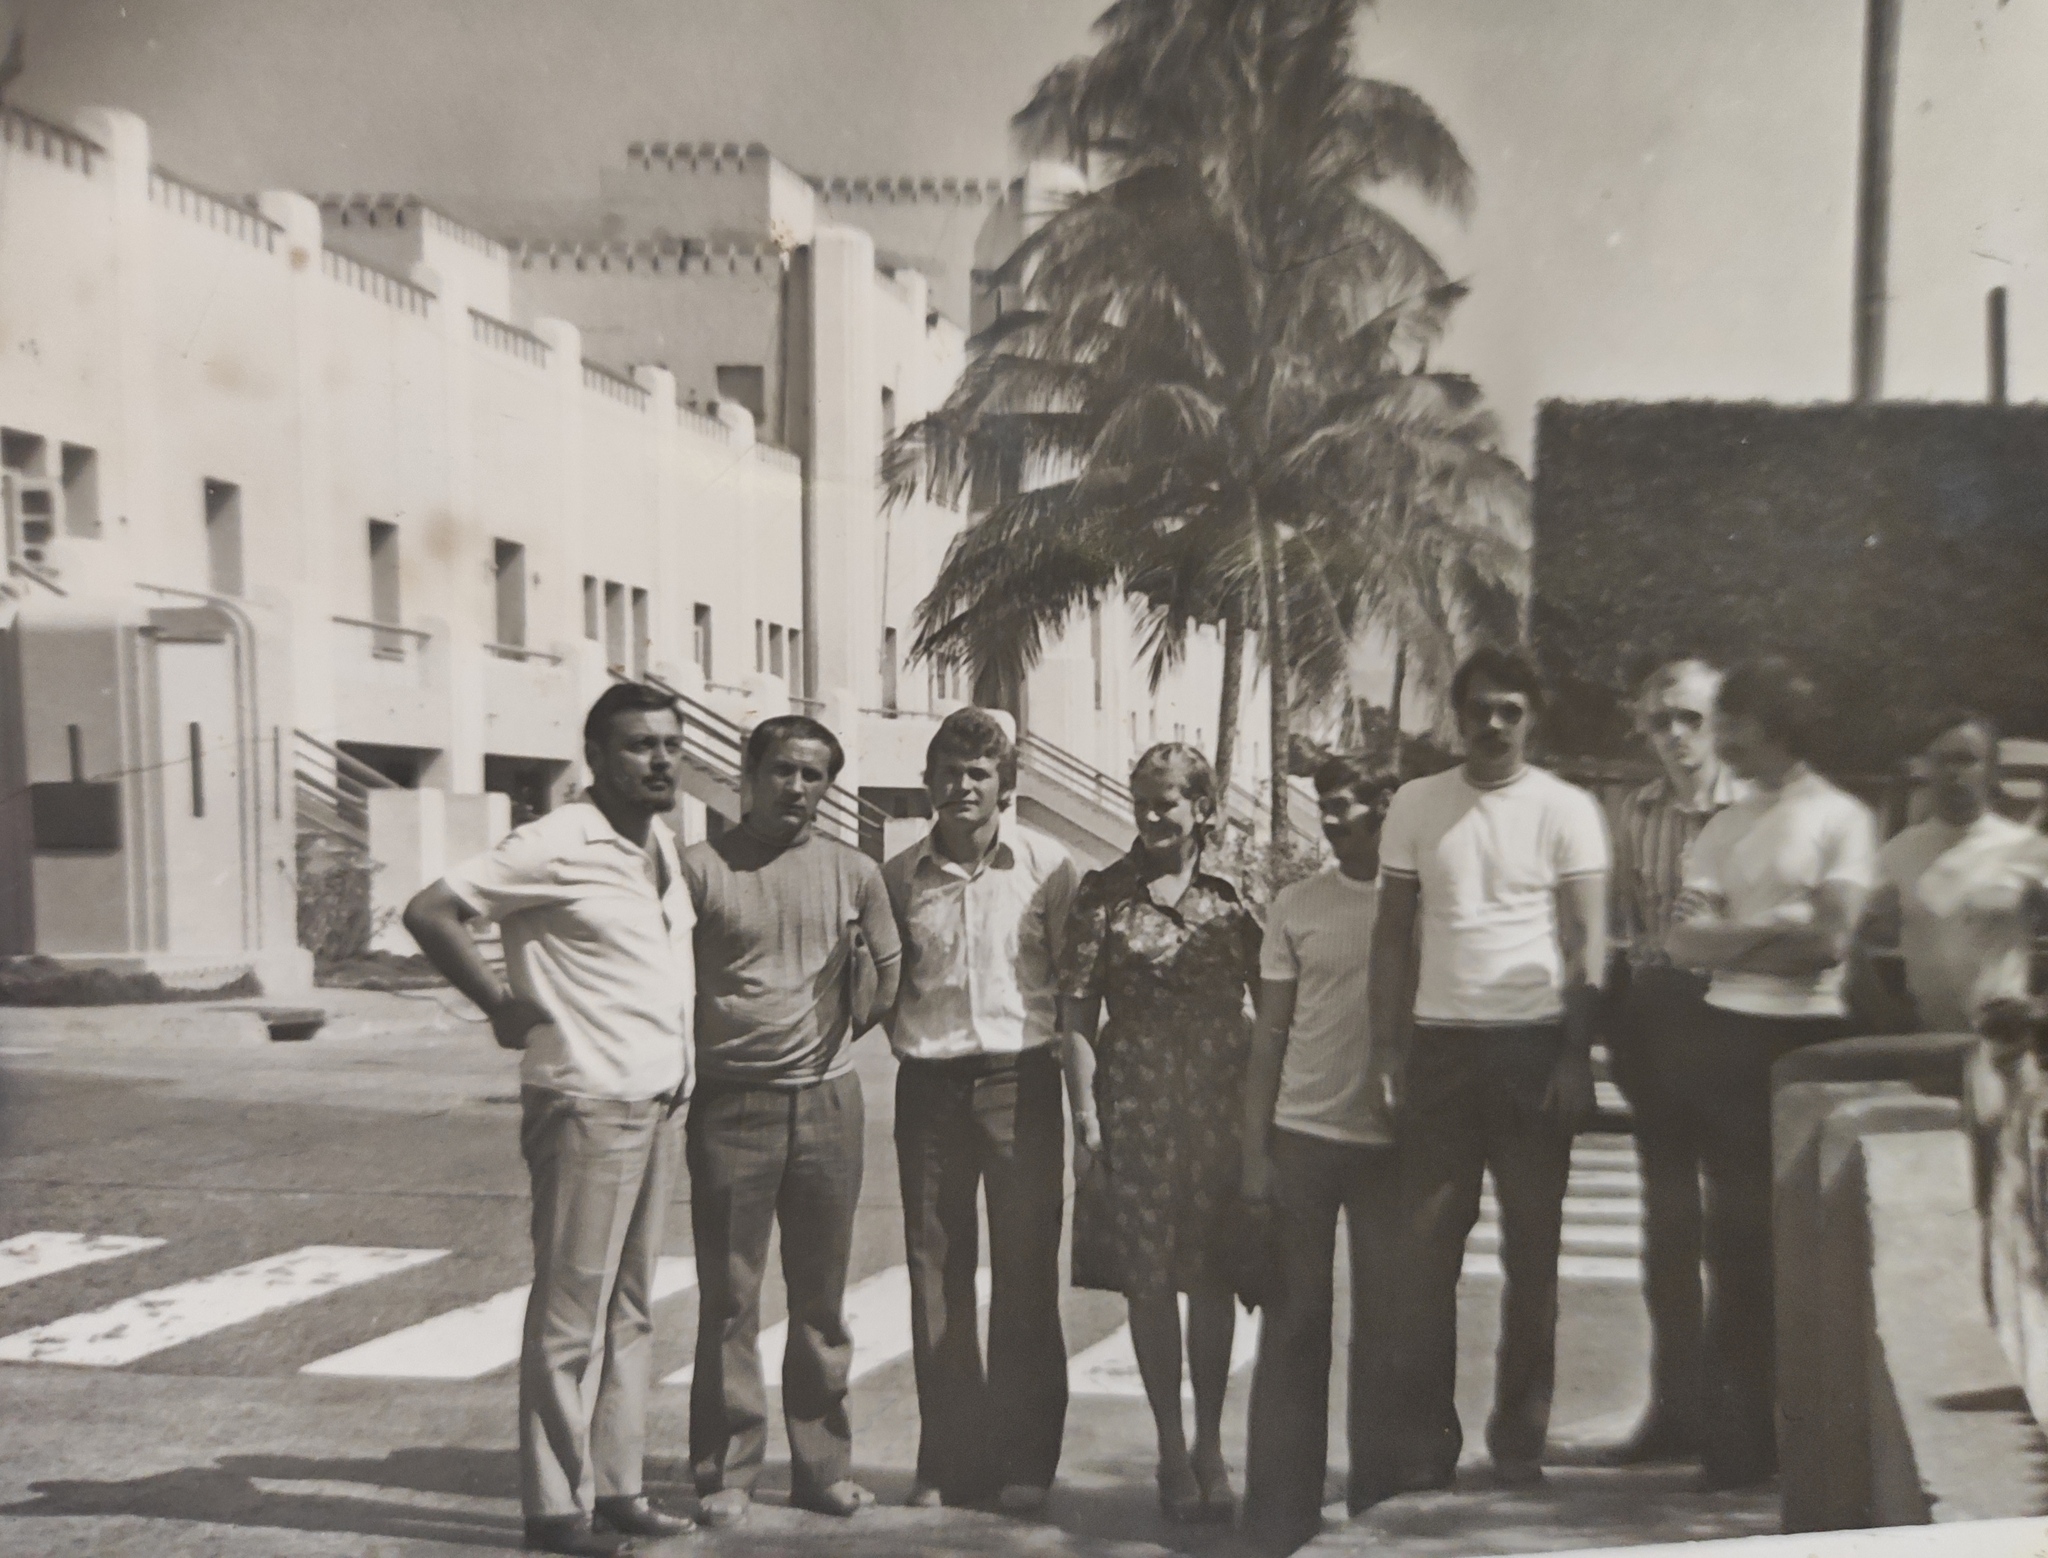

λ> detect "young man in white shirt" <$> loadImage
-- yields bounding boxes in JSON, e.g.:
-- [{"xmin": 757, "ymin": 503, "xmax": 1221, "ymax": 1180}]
[
  {"xmin": 1597, "ymin": 660, "xmax": 1748, "ymax": 1467},
  {"xmin": 1369, "ymin": 647, "xmax": 1610, "ymax": 1491},
  {"xmin": 1666, "ymin": 657, "xmax": 1877, "ymax": 1491},
  {"xmin": 1240, "ymin": 756, "xmax": 1403, "ymax": 1553},
  {"xmin": 881, "ymin": 708, "xmax": 1078, "ymax": 1514},
  {"xmin": 1858, "ymin": 712, "xmax": 2048, "ymax": 1039},
  {"xmin": 404, "ymin": 683, "xmax": 699, "ymax": 1555}
]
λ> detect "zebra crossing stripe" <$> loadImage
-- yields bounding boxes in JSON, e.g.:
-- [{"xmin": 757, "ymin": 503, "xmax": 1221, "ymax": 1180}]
[
  {"xmin": 0, "ymin": 1245, "xmax": 446, "ymax": 1367},
  {"xmin": 1463, "ymin": 1252, "xmax": 1641, "ymax": 1283},
  {"xmin": 0, "ymin": 1232, "xmax": 163, "ymax": 1291},
  {"xmin": 1068, "ymin": 1302, "xmax": 1262, "ymax": 1398},
  {"xmin": 661, "ymin": 1264, "xmax": 991, "ymax": 1390},
  {"xmin": 302, "ymin": 1256, "xmax": 699, "ymax": 1379}
]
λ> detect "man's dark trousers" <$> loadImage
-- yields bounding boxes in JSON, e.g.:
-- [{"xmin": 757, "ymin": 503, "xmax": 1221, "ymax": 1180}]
[
  {"xmin": 687, "ymin": 1069, "xmax": 865, "ymax": 1501},
  {"xmin": 1605, "ymin": 964, "xmax": 1711, "ymax": 1439},
  {"xmin": 1662, "ymin": 1006, "xmax": 1846, "ymax": 1485},
  {"xmin": 1393, "ymin": 1025, "xmax": 1574, "ymax": 1480},
  {"xmin": 894, "ymin": 1045, "xmax": 1068, "ymax": 1500},
  {"xmin": 1242, "ymin": 1128, "xmax": 1401, "ymax": 1553}
]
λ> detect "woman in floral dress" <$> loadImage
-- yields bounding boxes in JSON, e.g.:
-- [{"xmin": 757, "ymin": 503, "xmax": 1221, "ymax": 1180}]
[{"xmin": 1060, "ymin": 743, "xmax": 1263, "ymax": 1523}]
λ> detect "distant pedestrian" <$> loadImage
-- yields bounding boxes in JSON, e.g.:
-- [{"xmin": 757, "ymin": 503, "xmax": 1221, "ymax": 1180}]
[
  {"xmin": 882, "ymin": 706, "xmax": 1077, "ymax": 1514},
  {"xmin": 403, "ymin": 682, "xmax": 699, "ymax": 1556},
  {"xmin": 1060, "ymin": 743, "xmax": 1263, "ymax": 1525},
  {"xmin": 681, "ymin": 715, "xmax": 901, "ymax": 1526},
  {"xmin": 1666, "ymin": 657, "xmax": 1876, "ymax": 1490},
  {"xmin": 1240, "ymin": 756, "xmax": 1404, "ymax": 1553},
  {"xmin": 1856, "ymin": 711, "xmax": 2048, "ymax": 1041},
  {"xmin": 1371, "ymin": 646, "xmax": 1610, "ymax": 1492},
  {"xmin": 1594, "ymin": 659, "xmax": 1747, "ymax": 1467}
]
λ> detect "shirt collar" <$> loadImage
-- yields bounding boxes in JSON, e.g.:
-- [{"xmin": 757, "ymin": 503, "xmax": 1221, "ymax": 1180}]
[
  {"xmin": 1648, "ymin": 764, "xmax": 1748, "ymax": 815},
  {"xmin": 914, "ymin": 811, "xmax": 1018, "ymax": 877},
  {"xmin": 572, "ymin": 794, "xmax": 678, "ymax": 862},
  {"xmin": 1113, "ymin": 838, "xmax": 1245, "ymax": 905}
]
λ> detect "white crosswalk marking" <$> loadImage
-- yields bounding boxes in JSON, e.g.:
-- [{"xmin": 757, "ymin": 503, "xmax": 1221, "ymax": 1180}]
[
  {"xmin": 1068, "ymin": 1301, "xmax": 1262, "ymax": 1398},
  {"xmin": 661, "ymin": 1264, "xmax": 991, "ymax": 1390},
  {"xmin": 0, "ymin": 1232, "xmax": 163, "ymax": 1291},
  {"xmin": 1464, "ymin": 1137, "xmax": 1645, "ymax": 1285},
  {"xmin": 0, "ymin": 1245, "xmax": 446, "ymax": 1367},
  {"xmin": 302, "ymin": 1256, "xmax": 699, "ymax": 1379}
]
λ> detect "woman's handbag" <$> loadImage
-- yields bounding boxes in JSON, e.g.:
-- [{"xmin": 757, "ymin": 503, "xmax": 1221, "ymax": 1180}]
[{"xmin": 1070, "ymin": 1143, "xmax": 1125, "ymax": 1293}]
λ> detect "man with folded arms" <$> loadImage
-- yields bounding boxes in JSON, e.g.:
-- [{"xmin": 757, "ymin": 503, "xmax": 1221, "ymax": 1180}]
[
  {"xmin": 883, "ymin": 706, "xmax": 1077, "ymax": 1514},
  {"xmin": 405, "ymin": 682, "xmax": 698, "ymax": 1555},
  {"xmin": 682, "ymin": 715, "xmax": 901, "ymax": 1526}
]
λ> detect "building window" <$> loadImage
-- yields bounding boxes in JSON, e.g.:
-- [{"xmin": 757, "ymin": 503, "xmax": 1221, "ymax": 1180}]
[
  {"xmin": 60, "ymin": 444, "xmax": 99, "ymax": 538},
  {"xmin": 604, "ymin": 581, "xmax": 626, "ymax": 673},
  {"xmin": 768, "ymin": 624, "xmax": 785, "ymax": 680},
  {"xmin": 787, "ymin": 628, "xmax": 803, "ymax": 697},
  {"xmin": 882, "ymin": 627, "xmax": 899, "ymax": 713},
  {"xmin": 880, "ymin": 386, "xmax": 897, "ymax": 441},
  {"xmin": 1, "ymin": 428, "xmax": 46, "ymax": 475},
  {"xmin": 365, "ymin": 518, "xmax": 402, "ymax": 657},
  {"xmin": 583, "ymin": 576, "xmax": 600, "ymax": 641},
  {"xmin": 1089, "ymin": 601, "xmax": 1103, "ymax": 711},
  {"xmin": 693, "ymin": 603, "xmax": 713, "ymax": 678},
  {"xmin": 754, "ymin": 618, "xmax": 765, "ymax": 673},
  {"xmin": 493, "ymin": 540, "xmax": 526, "ymax": 649},
  {"xmin": 716, "ymin": 364, "xmax": 766, "ymax": 428},
  {"xmin": 631, "ymin": 587, "xmax": 650, "ymax": 677},
  {"xmin": 1174, "ymin": 722, "xmax": 1185, "ymax": 742},
  {"xmin": 206, "ymin": 480, "xmax": 244, "ymax": 597}
]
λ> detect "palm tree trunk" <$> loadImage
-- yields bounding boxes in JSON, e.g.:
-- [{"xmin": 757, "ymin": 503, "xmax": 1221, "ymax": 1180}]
[
  {"xmin": 1214, "ymin": 603, "xmax": 1245, "ymax": 804},
  {"xmin": 1387, "ymin": 637, "xmax": 1407, "ymax": 772},
  {"xmin": 1254, "ymin": 495, "xmax": 1291, "ymax": 844}
]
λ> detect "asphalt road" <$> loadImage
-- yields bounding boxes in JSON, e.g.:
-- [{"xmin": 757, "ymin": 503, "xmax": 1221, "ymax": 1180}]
[{"xmin": 0, "ymin": 992, "xmax": 1776, "ymax": 1557}]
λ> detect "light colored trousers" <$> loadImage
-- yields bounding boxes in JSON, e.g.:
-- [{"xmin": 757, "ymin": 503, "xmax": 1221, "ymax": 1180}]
[{"xmin": 519, "ymin": 1085, "xmax": 683, "ymax": 1521}]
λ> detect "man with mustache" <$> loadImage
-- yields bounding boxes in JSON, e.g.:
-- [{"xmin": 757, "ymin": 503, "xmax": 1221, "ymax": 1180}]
[
  {"xmin": 682, "ymin": 715, "xmax": 902, "ymax": 1527},
  {"xmin": 405, "ymin": 682, "xmax": 699, "ymax": 1555}
]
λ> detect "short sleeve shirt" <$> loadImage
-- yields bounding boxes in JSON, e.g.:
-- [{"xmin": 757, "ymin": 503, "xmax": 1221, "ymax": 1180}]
[
  {"xmin": 683, "ymin": 826, "xmax": 902, "ymax": 1088},
  {"xmin": 1379, "ymin": 765, "xmax": 1610, "ymax": 1025},
  {"xmin": 1682, "ymin": 768, "xmax": 1877, "ymax": 1017},
  {"xmin": 882, "ymin": 816, "xmax": 1078, "ymax": 1061},
  {"xmin": 1261, "ymin": 868, "xmax": 1387, "ymax": 1145},
  {"xmin": 1876, "ymin": 812, "xmax": 2048, "ymax": 1032},
  {"xmin": 442, "ymin": 799, "xmax": 694, "ymax": 1102}
]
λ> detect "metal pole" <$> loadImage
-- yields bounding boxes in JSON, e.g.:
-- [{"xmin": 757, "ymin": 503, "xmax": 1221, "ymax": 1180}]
[
  {"xmin": 1989, "ymin": 287, "xmax": 2009, "ymax": 405},
  {"xmin": 1851, "ymin": 0, "xmax": 1901, "ymax": 402}
]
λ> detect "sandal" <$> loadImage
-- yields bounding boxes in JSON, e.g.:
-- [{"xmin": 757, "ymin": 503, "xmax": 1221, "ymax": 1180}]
[
  {"xmin": 1193, "ymin": 1448, "xmax": 1236, "ymax": 1524},
  {"xmin": 1157, "ymin": 1461, "xmax": 1204, "ymax": 1525}
]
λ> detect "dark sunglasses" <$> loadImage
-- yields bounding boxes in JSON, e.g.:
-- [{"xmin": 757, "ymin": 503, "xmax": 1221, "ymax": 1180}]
[
  {"xmin": 1646, "ymin": 709, "xmax": 1706, "ymax": 735},
  {"xmin": 1464, "ymin": 700, "xmax": 1528, "ymax": 726}
]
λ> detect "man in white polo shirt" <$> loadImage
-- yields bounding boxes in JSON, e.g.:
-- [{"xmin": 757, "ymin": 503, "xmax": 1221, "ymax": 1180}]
[
  {"xmin": 882, "ymin": 707, "xmax": 1077, "ymax": 1513},
  {"xmin": 1240, "ymin": 755, "xmax": 1403, "ymax": 1553},
  {"xmin": 404, "ymin": 682, "xmax": 698, "ymax": 1555},
  {"xmin": 1369, "ymin": 646, "xmax": 1610, "ymax": 1491},
  {"xmin": 1666, "ymin": 657, "xmax": 1876, "ymax": 1491}
]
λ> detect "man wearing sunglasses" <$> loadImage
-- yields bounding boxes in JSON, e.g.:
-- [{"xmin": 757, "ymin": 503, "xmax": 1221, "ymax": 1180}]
[
  {"xmin": 1594, "ymin": 660, "xmax": 1747, "ymax": 1468},
  {"xmin": 1370, "ymin": 646, "xmax": 1610, "ymax": 1491}
]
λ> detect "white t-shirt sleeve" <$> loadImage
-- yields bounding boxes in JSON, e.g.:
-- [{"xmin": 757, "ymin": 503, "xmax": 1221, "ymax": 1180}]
[
  {"xmin": 1260, "ymin": 888, "xmax": 1303, "ymax": 982},
  {"xmin": 1552, "ymin": 785, "xmax": 1611, "ymax": 879},
  {"xmin": 442, "ymin": 820, "xmax": 569, "ymax": 925},
  {"xmin": 1821, "ymin": 796, "xmax": 1879, "ymax": 889},
  {"xmin": 1378, "ymin": 782, "xmax": 1422, "ymax": 879}
]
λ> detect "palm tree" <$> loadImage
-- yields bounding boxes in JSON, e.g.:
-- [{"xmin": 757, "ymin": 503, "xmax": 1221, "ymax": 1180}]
[{"xmin": 888, "ymin": 0, "xmax": 1526, "ymax": 835}]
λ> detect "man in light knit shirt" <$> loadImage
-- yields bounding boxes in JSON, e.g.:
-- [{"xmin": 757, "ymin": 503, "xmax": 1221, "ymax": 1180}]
[
  {"xmin": 1597, "ymin": 659, "xmax": 1747, "ymax": 1467},
  {"xmin": 1370, "ymin": 646, "xmax": 1609, "ymax": 1491},
  {"xmin": 882, "ymin": 707, "xmax": 1077, "ymax": 1514},
  {"xmin": 404, "ymin": 682, "xmax": 698, "ymax": 1555},
  {"xmin": 682, "ymin": 715, "xmax": 901, "ymax": 1527},
  {"xmin": 1240, "ymin": 755, "xmax": 1403, "ymax": 1553}
]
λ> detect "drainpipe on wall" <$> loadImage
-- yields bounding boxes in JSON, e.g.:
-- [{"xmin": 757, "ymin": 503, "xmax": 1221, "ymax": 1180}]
[{"xmin": 1851, "ymin": 0, "xmax": 1902, "ymax": 402}]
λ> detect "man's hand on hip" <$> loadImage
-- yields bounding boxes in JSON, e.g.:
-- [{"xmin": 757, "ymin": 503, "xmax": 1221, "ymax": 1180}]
[{"xmin": 487, "ymin": 994, "xmax": 552, "ymax": 1052}]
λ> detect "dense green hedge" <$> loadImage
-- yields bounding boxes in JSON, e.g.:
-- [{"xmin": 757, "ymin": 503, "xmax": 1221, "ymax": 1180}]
[{"xmin": 1530, "ymin": 400, "xmax": 2048, "ymax": 772}]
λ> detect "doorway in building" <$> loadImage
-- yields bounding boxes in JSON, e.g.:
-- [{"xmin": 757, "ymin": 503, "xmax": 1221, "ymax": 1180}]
[
  {"xmin": 336, "ymin": 741, "xmax": 434, "ymax": 790},
  {"xmin": 485, "ymin": 755, "xmax": 571, "ymax": 829},
  {"xmin": 154, "ymin": 637, "xmax": 245, "ymax": 953}
]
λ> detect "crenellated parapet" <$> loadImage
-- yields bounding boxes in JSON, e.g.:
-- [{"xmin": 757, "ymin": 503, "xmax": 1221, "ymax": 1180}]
[
  {"xmin": 317, "ymin": 193, "xmax": 506, "ymax": 260},
  {"xmin": 507, "ymin": 237, "xmax": 781, "ymax": 276},
  {"xmin": 808, "ymin": 173, "xmax": 1008, "ymax": 207},
  {"xmin": 624, "ymin": 140, "xmax": 772, "ymax": 172}
]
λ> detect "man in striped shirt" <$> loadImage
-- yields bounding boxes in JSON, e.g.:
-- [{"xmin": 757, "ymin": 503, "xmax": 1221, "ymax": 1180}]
[{"xmin": 1597, "ymin": 658, "xmax": 1747, "ymax": 1466}]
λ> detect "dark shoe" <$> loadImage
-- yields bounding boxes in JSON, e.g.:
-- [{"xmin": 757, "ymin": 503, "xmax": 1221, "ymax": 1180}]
[
  {"xmin": 523, "ymin": 1515, "xmax": 636, "ymax": 1555},
  {"xmin": 696, "ymin": 1488, "xmax": 751, "ymax": 1528},
  {"xmin": 1491, "ymin": 1458, "xmax": 1545, "ymax": 1489},
  {"xmin": 1157, "ymin": 1461, "xmax": 1204, "ymax": 1525},
  {"xmin": 593, "ymin": 1495, "xmax": 695, "ymax": 1538},
  {"xmin": 1591, "ymin": 1413, "xmax": 1701, "ymax": 1467},
  {"xmin": 793, "ymin": 1479, "xmax": 876, "ymax": 1517}
]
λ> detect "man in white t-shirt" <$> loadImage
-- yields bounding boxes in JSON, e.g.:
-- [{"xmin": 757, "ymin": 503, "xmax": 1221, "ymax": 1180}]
[
  {"xmin": 1666, "ymin": 657, "xmax": 1877, "ymax": 1492},
  {"xmin": 1369, "ymin": 647, "xmax": 1610, "ymax": 1491},
  {"xmin": 1858, "ymin": 714, "xmax": 2048, "ymax": 1038},
  {"xmin": 1240, "ymin": 756, "xmax": 1403, "ymax": 1551},
  {"xmin": 404, "ymin": 683, "xmax": 699, "ymax": 1555}
]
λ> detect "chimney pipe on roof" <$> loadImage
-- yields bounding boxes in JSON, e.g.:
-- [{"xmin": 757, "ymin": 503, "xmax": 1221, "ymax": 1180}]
[{"xmin": 1851, "ymin": 0, "xmax": 1901, "ymax": 402}]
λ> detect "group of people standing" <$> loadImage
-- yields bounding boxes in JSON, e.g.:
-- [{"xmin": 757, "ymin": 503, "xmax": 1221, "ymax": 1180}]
[{"xmin": 403, "ymin": 643, "xmax": 2046, "ymax": 1557}]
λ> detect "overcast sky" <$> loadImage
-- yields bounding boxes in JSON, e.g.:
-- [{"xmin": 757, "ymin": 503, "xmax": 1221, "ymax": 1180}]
[{"xmin": 12, "ymin": 0, "xmax": 2042, "ymax": 462}]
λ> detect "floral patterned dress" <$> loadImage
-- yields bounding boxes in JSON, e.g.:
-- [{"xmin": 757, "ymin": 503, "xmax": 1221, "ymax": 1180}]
[{"xmin": 1060, "ymin": 844, "xmax": 1264, "ymax": 1295}]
